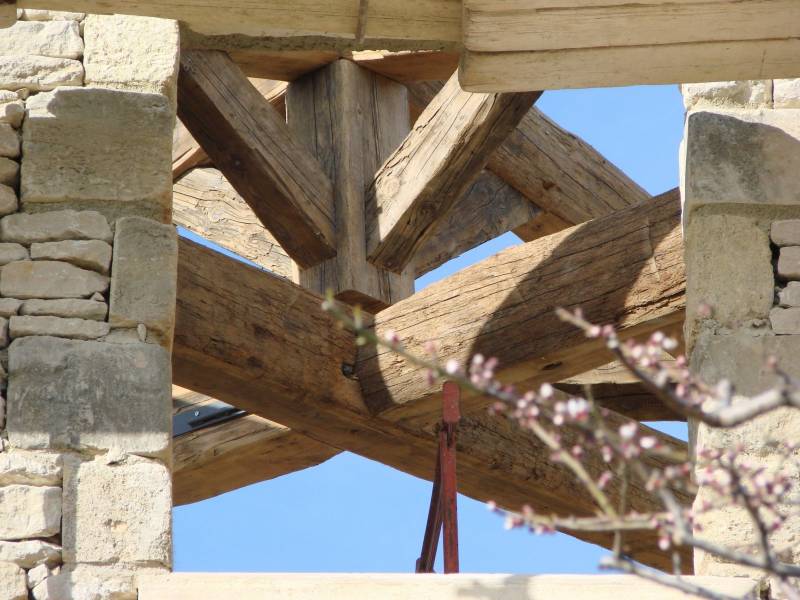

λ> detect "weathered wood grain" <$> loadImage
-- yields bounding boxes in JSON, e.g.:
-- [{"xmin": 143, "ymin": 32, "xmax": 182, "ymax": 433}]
[
  {"xmin": 287, "ymin": 59, "xmax": 413, "ymax": 312},
  {"xmin": 555, "ymin": 383, "xmax": 685, "ymax": 422},
  {"xmin": 366, "ymin": 73, "xmax": 539, "ymax": 272},
  {"xmin": 415, "ymin": 170, "xmax": 538, "ymax": 275},
  {"xmin": 18, "ymin": 0, "xmax": 461, "ymax": 49},
  {"xmin": 406, "ymin": 81, "xmax": 649, "ymax": 224},
  {"xmin": 358, "ymin": 191, "xmax": 686, "ymax": 424},
  {"xmin": 460, "ymin": 40, "xmax": 800, "ymax": 92},
  {"xmin": 514, "ymin": 212, "xmax": 572, "ymax": 242},
  {"xmin": 173, "ymin": 168, "xmax": 293, "ymax": 278},
  {"xmin": 178, "ymin": 50, "xmax": 335, "ymax": 268},
  {"xmin": 350, "ymin": 50, "xmax": 460, "ymax": 83},
  {"xmin": 174, "ymin": 236, "xmax": 691, "ymax": 570},
  {"xmin": 172, "ymin": 387, "xmax": 339, "ymax": 505}
]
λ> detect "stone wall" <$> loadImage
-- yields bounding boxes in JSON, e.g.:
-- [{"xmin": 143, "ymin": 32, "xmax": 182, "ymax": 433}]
[
  {"xmin": 0, "ymin": 12, "xmax": 179, "ymax": 599},
  {"xmin": 681, "ymin": 79, "xmax": 800, "ymax": 579}
]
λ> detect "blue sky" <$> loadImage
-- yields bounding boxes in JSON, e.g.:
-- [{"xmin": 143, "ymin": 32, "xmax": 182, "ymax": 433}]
[{"xmin": 174, "ymin": 84, "xmax": 687, "ymax": 574}]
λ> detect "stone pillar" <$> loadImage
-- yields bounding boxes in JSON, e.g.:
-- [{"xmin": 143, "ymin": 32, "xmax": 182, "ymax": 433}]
[
  {"xmin": 0, "ymin": 11, "xmax": 179, "ymax": 599},
  {"xmin": 681, "ymin": 79, "xmax": 800, "ymax": 577}
]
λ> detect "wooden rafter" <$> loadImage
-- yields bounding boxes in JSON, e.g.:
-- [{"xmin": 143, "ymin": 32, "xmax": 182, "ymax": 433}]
[
  {"xmin": 358, "ymin": 191, "xmax": 685, "ymax": 423},
  {"xmin": 172, "ymin": 387, "xmax": 339, "ymax": 505},
  {"xmin": 366, "ymin": 73, "xmax": 539, "ymax": 272},
  {"xmin": 178, "ymin": 50, "xmax": 336, "ymax": 268}
]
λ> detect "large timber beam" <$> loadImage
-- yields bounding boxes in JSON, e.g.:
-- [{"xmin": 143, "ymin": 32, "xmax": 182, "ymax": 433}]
[
  {"xmin": 173, "ymin": 193, "xmax": 690, "ymax": 570},
  {"xmin": 17, "ymin": 0, "xmax": 461, "ymax": 51},
  {"xmin": 366, "ymin": 73, "xmax": 539, "ymax": 272},
  {"xmin": 459, "ymin": 0, "xmax": 800, "ymax": 92},
  {"xmin": 178, "ymin": 50, "xmax": 336, "ymax": 268},
  {"xmin": 358, "ymin": 190, "xmax": 685, "ymax": 424},
  {"xmin": 406, "ymin": 81, "xmax": 650, "ymax": 225},
  {"xmin": 172, "ymin": 387, "xmax": 339, "ymax": 505}
]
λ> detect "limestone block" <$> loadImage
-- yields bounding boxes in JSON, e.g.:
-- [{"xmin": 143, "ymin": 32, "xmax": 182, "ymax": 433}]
[
  {"xmin": 31, "ymin": 240, "xmax": 112, "ymax": 274},
  {"xmin": 774, "ymin": 79, "xmax": 800, "ymax": 109},
  {"xmin": 0, "ymin": 55, "xmax": 83, "ymax": 92},
  {"xmin": 21, "ymin": 88, "xmax": 173, "ymax": 222},
  {"xmin": 0, "ymin": 102, "xmax": 24, "ymax": 129},
  {"xmin": 0, "ymin": 186, "xmax": 18, "ymax": 217},
  {"xmin": 0, "ymin": 540, "xmax": 61, "ymax": 569},
  {"xmin": 32, "ymin": 565, "xmax": 138, "ymax": 600},
  {"xmin": 692, "ymin": 332, "xmax": 800, "ymax": 456},
  {"xmin": 83, "ymin": 15, "xmax": 179, "ymax": 107},
  {"xmin": 683, "ymin": 109, "xmax": 800, "ymax": 212},
  {"xmin": 0, "ymin": 261, "xmax": 109, "ymax": 299},
  {"xmin": 681, "ymin": 80, "xmax": 771, "ymax": 110},
  {"xmin": 779, "ymin": 282, "xmax": 800, "ymax": 307},
  {"xmin": 27, "ymin": 564, "xmax": 53, "ymax": 589},
  {"xmin": 19, "ymin": 10, "xmax": 85, "ymax": 21},
  {"xmin": 0, "ymin": 244, "xmax": 26, "ymax": 266},
  {"xmin": 684, "ymin": 212, "xmax": 774, "ymax": 344},
  {"xmin": 109, "ymin": 218, "xmax": 177, "ymax": 335},
  {"xmin": 0, "ymin": 299, "xmax": 21, "ymax": 317},
  {"xmin": 770, "ymin": 307, "xmax": 800, "ymax": 334},
  {"xmin": 21, "ymin": 299, "xmax": 107, "ymax": 321},
  {"xmin": 0, "ymin": 451, "xmax": 61, "ymax": 486},
  {"xmin": 0, "ymin": 124, "xmax": 19, "ymax": 159},
  {"xmin": 778, "ymin": 246, "xmax": 800, "ymax": 280},
  {"xmin": 63, "ymin": 456, "xmax": 171, "ymax": 566},
  {"xmin": 772, "ymin": 219, "xmax": 800, "ymax": 246},
  {"xmin": 0, "ymin": 210, "xmax": 112, "ymax": 244},
  {"xmin": 0, "ymin": 158, "xmax": 18, "ymax": 187},
  {"xmin": 6, "ymin": 337, "xmax": 171, "ymax": 456},
  {"xmin": 0, "ymin": 562, "xmax": 27, "ymax": 600},
  {"xmin": 0, "ymin": 21, "xmax": 83, "ymax": 60},
  {"xmin": 10, "ymin": 316, "xmax": 110, "ymax": 340},
  {"xmin": 0, "ymin": 485, "xmax": 61, "ymax": 540}
]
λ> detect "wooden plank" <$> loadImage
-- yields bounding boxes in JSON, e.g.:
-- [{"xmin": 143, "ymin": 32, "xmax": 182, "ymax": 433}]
[
  {"xmin": 366, "ymin": 73, "xmax": 539, "ymax": 272},
  {"xmin": 231, "ymin": 50, "xmax": 339, "ymax": 81},
  {"xmin": 358, "ymin": 191, "xmax": 685, "ymax": 424},
  {"xmin": 173, "ymin": 168, "xmax": 293, "ymax": 278},
  {"xmin": 406, "ymin": 81, "xmax": 649, "ymax": 225},
  {"xmin": 555, "ymin": 383, "xmax": 685, "ymax": 422},
  {"xmin": 287, "ymin": 59, "xmax": 413, "ymax": 312},
  {"xmin": 17, "ymin": 0, "xmax": 461, "ymax": 49},
  {"xmin": 514, "ymin": 212, "xmax": 572, "ymax": 242},
  {"xmin": 460, "ymin": 40, "xmax": 800, "ymax": 92},
  {"xmin": 178, "ymin": 50, "xmax": 335, "ymax": 268},
  {"xmin": 415, "ymin": 170, "xmax": 539, "ymax": 275},
  {"xmin": 462, "ymin": 0, "xmax": 800, "ymax": 53},
  {"xmin": 172, "ymin": 387, "xmax": 339, "ymax": 505},
  {"xmin": 349, "ymin": 50, "xmax": 460, "ymax": 83},
  {"xmin": 173, "ymin": 237, "xmax": 691, "ymax": 570}
]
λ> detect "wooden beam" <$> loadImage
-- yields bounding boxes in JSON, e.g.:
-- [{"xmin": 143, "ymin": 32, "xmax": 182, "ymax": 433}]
[
  {"xmin": 349, "ymin": 50, "xmax": 460, "ymax": 83},
  {"xmin": 172, "ymin": 387, "xmax": 339, "ymax": 505},
  {"xmin": 1, "ymin": 0, "xmax": 16, "ymax": 29},
  {"xmin": 460, "ymin": 0, "xmax": 800, "ymax": 92},
  {"xmin": 514, "ymin": 212, "xmax": 572, "ymax": 243},
  {"xmin": 415, "ymin": 170, "xmax": 538, "ymax": 275},
  {"xmin": 358, "ymin": 191, "xmax": 685, "ymax": 424},
  {"xmin": 406, "ymin": 81, "xmax": 649, "ymax": 225},
  {"xmin": 287, "ymin": 59, "xmax": 413, "ymax": 312},
  {"xmin": 555, "ymin": 383, "xmax": 684, "ymax": 423},
  {"xmin": 366, "ymin": 73, "xmax": 539, "ymax": 272},
  {"xmin": 173, "ymin": 207, "xmax": 690, "ymax": 570},
  {"xmin": 178, "ymin": 50, "xmax": 335, "ymax": 269},
  {"xmin": 173, "ymin": 168, "xmax": 293, "ymax": 279},
  {"xmin": 18, "ymin": 0, "xmax": 461, "ymax": 50}
]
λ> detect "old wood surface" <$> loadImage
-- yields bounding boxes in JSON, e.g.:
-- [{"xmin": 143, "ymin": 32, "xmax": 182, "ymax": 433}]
[
  {"xmin": 415, "ymin": 170, "xmax": 539, "ymax": 275},
  {"xmin": 172, "ymin": 387, "xmax": 339, "ymax": 505},
  {"xmin": 358, "ymin": 191, "xmax": 685, "ymax": 425},
  {"xmin": 178, "ymin": 50, "xmax": 335, "ymax": 268},
  {"xmin": 287, "ymin": 60, "xmax": 413, "ymax": 311},
  {"xmin": 173, "ymin": 168, "xmax": 293, "ymax": 278},
  {"xmin": 513, "ymin": 212, "xmax": 572, "ymax": 242},
  {"xmin": 555, "ymin": 383, "xmax": 684, "ymax": 422},
  {"xmin": 366, "ymin": 73, "xmax": 539, "ymax": 272},
  {"xmin": 407, "ymin": 81, "xmax": 649, "ymax": 225},
  {"xmin": 173, "ymin": 236, "xmax": 691, "ymax": 570},
  {"xmin": 18, "ymin": 0, "xmax": 461, "ymax": 50}
]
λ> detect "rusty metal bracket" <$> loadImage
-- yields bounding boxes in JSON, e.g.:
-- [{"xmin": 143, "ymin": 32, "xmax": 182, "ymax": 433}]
[{"xmin": 416, "ymin": 381, "xmax": 461, "ymax": 574}]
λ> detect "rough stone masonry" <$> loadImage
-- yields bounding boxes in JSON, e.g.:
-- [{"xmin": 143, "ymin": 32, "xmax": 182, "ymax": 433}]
[
  {"xmin": 681, "ymin": 78, "xmax": 800, "ymax": 583},
  {"xmin": 0, "ymin": 11, "xmax": 179, "ymax": 600}
]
